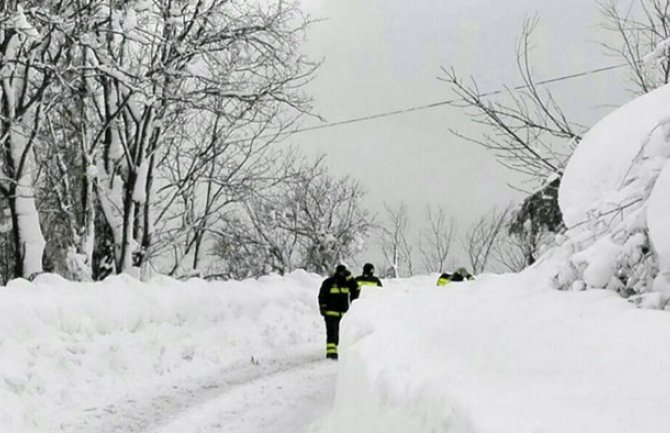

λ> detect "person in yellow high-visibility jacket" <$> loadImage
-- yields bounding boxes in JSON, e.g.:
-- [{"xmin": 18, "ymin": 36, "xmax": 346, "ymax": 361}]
[
  {"xmin": 351, "ymin": 263, "xmax": 382, "ymax": 301},
  {"xmin": 437, "ymin": 267, "xmax": 474, "ymax": 286},
  {"xmin": 436, "ymin": 272, "xmax": 452, "ymax": 286},
  {"xmin": 318, "ymin": 264, "xmax": 357, "ymax": 360}
]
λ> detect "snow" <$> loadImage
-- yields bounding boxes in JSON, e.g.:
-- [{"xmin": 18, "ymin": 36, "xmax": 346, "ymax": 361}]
[
  {"xmin": 559, "ymin": 83, "xmax": 670, "ymax": 228},
  {"xmin": 548, "ymin": 78, "xmax": 670, "ymax": 299},
  {"xmin": 133, "ymin": 161, "xmax": 149, "ymax": 204},
  {"xmin": 321, "ymin": 271, "xmax": 670, "ymax": 433},
  {"xmin": 6, "ymin": 68, "xmax": 670, "ymax": 432},
  {"xmin": 11, "ymin": 6, "xmax": 40, "ymax": 39},
  {"xmin": 0, "ymin": 271, "xmax": 324, "ymax": 433},
  {"xmin": 647, "ymin": 159, "xmax": 670, "ymax": 271},
  {"xmin": 4, "ymin": 268, "xmax": 670, "ymax": 433}
]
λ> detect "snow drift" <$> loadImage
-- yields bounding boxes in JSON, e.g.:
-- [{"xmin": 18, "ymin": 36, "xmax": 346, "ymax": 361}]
[
  {"xmin": 323, "ymin": 272, "xmax": 670, "ymax": 433},
  {"xmin": 0, "ymin": 271, "xmax": 323, "ymax": 433},
  {"xmin": 551, "ymin": 82, "xmax": 670, "ymax": 303}
]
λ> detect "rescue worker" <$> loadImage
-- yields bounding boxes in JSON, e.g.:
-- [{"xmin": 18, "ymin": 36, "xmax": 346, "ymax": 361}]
[
  {"xmin": 436, "ymin": 272, "xmax": 452, "ymax": 286},
  {"xmin": 318, "ymin": 264, "xmax": 357, "ymax": 360},
  {"xmin": 451, "ymin": 267, "xmax": 474, "ymax": 282},
  {"xmin": 352, "ymin": 263, "xmax": 382, "ymax": 301}
]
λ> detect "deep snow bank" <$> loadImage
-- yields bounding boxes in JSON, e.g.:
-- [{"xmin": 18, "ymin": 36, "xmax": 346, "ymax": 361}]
[
  {"xmin": 0, "ymin": 271, "xmax": 323, "ymax": 433},
  {"xmin": 324, "ymin": 272, "xmax": 670, "ymax": 433},
  {"xmin": 550, "ymin": 82, "xmax": 670, "ymax": 302},
  {"xmin": 559, "ymin": 83, "xmax": 670, "ymax": 228}
]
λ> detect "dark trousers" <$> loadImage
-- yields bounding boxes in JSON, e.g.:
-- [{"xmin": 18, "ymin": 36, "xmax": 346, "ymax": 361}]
[{"xmin": 324, "ymin": 315, "xmax": 341, "ymax": 359}]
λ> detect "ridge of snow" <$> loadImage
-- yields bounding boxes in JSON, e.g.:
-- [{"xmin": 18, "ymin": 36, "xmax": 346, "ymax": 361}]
[
  {"xmin": 0, "ymin": 271, "xmax": 322, "ymax": 432},
  {"xmin": 325, "ymin": 272, "xmax": 670, "ymax": 433}
]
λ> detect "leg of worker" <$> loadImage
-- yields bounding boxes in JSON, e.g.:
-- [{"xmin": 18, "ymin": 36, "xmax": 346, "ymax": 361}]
[{"xmin": 325, "ymin": 315, "xmax": 341, "ymax": 359}]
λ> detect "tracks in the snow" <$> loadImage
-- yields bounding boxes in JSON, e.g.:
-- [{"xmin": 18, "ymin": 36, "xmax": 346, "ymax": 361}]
[{"xmin": 61, "ymin": 353, "xmax": 335, "ymax": 433}]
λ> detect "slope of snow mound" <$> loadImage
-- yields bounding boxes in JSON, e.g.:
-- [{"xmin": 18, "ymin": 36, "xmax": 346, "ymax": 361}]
[
  {"xmin": 559, "ymin": 83, "xmax": 670, "ymax": 228},
  {"xmin": 323, "ymin": 273, "xmax": 670, "ymax": 433}
]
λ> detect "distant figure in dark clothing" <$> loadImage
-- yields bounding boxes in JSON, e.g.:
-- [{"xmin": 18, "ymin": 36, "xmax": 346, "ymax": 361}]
[
  {"xmin": 318, "ymin": 264, "xmax": 357, "ymax": 360},
  {"xmin": 437, "ymin": 267, "xmax": 474, "ymax": 286},
  {"xmin": 451, "ymin": 267, "xmax": 474, "ymax": 282},
  {"xmin": 436, "ymin": 272, "xmax": 452, "ymax": 286},
  {"xmin": 352, "ymin": 263, "xmax": 382, "ymax": 301}
]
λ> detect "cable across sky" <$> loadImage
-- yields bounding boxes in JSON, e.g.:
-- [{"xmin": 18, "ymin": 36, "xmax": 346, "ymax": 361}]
[{"xmin": 247, "ymin": 62, "xmax": 628, "ymax": 143}]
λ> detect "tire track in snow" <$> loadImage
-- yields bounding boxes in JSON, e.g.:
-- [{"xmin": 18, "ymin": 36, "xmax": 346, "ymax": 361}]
[{"xmin": 62, "ymin": 353, "xmax": 336, "ymax": 433}]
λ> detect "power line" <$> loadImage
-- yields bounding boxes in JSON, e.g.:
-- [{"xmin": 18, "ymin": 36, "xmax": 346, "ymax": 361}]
[{"xmin": 236, "ymin": 62, "xmax": 628, "ymax": 143}]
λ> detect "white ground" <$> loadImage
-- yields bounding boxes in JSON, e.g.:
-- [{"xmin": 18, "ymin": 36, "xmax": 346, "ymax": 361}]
[{"xmin": 62, "ymin": 353, "xmax": 336, "ymax": 433}]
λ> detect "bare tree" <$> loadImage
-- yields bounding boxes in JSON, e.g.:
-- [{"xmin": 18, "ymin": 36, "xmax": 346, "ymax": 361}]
[
  {"xmin": 22, "ymin": 0, "xmax": 316, "ymax": 280},
  {"xmin": 150, "ymin": 105, "xmax": 297, "ymax": 276},
  {"xmin": 210, "ymin": 156, "xmax": 372, "ymax": 278},
  {"xmin": 491, "ymin": 233, "xmax": 533, "ymax": 273},
  {"xmin": 289, "ymin": 159, "xmax": 371, "ymax": 274},
  {"xmin": 463, "ymin": 206, "xmax": 513, "ymax": 274},
  {"xmin": 441, "ymin": 17, "xmax": 581, "ymax": 184},
  {"xmin": 419, "ymin": 205, "xmax": 457, "ymax": 273},
  {"xmin": 0, "ymin": 4, "xmax": 70, "ymax": 278},
  {"xmin": 600, "ymin": 0, "xmax": 670, "ymax": 94},
  {"xmin": 379, "ymin": 202, "xmax": 414, "ymax": 278}
]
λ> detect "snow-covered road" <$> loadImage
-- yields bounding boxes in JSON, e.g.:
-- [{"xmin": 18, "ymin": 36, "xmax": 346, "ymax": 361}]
[{"xmin": 63, "ymin": 353, "xmax": 336, "ymax": 433}]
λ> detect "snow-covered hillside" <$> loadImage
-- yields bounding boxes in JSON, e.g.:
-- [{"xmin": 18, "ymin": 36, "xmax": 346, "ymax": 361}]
[{"xmin": 0, "ymin": 271, "xmax": 323, "ymax": 433}]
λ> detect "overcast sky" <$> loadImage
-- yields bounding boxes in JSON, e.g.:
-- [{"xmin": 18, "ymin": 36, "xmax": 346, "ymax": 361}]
[{"xmin": 289, "ymin": 0, "xmax": 632, "ymax": 273}]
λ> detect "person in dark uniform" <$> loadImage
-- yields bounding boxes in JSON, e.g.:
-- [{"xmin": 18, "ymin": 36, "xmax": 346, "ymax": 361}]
[
  {"xmin": 437, "ymin": 267, "xmax": 474, "ymax": 286},
  {"xmin": 352, "ymin": 263, "xmax": 382, "ymax": 301},
  {"xmin": 450, "ymin": 267, "xmax": 474, "ymax": 282},
  {"xmin": 436, "ymin": 272, "xmax": 452, "ymax": 286},
  {"xmin": 318, "ymin": 264, "xmax": 357, "ymax": 360}
]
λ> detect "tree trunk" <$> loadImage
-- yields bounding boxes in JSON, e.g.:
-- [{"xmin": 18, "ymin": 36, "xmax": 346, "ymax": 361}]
[{"xmin": 8, "ymin": 166, "xmax": 45, "ymax": 278}]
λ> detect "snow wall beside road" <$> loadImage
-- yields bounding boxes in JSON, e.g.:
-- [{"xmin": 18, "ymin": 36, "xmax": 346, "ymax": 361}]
[
  {"xmin": 325, "ymin": 272, "xmax": 670, "ymax": 433},
  {"xmin": 0, "ymin": 271, "xmax": 323, "ymax": 433}
]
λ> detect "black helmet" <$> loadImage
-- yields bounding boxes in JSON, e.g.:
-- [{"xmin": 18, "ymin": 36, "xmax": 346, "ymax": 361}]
[
  {"xmin": 335, "ymin": 264, "xmax": 348, "ymax": 275},
  {"xmin": 363, "ymin": 263, "xmax": 375, "ymax": 275}
]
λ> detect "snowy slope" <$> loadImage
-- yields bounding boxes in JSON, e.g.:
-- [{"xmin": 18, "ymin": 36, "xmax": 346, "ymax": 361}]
[
  {"xmin": 322, "ymin": 272, "xmax": 670, "ymax": 433},
  {"xmin": 0, "ymin": 271, "xmax": 323, "ymax": 433}
]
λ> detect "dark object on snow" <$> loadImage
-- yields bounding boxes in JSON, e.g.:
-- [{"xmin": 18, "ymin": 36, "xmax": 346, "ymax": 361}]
[
  {"xmin": 452, "ymin": 267, "xmax": 474, "ymax": 282},
  {"xmin": 437, "ymin": 267, "xmax": 474, "ymax": 285},
  {"xmin": 318, "ymin": 264, "xmax": 357, "ymax": 359},
  {"xmin": 352, "ymin": 263, "xmax": 383, "ymax": 301},
  {"xmin": 436, "ymin": 272, "xmax": 452, "ymax": 286}
]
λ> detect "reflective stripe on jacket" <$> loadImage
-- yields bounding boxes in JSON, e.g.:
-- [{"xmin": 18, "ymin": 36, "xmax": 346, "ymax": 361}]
[
  {"xmin": 319, "ymin": 274, "xmax": 357, "ymax": 314},
  {"xmin": 436, "ymin": 274, "xmax": 452, "ymax": 286}
]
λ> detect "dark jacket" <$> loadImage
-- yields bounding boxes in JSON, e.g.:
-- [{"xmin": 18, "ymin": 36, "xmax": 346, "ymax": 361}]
[
  {"xmin": 352, "ymin": 274, "xmax": 383, "ymax": 301},
  {"xmin": 436, "ymin": 273, "xmax": 452, "ymax": 286},
  {"xmin": 318, "ymin": 272, "xmax": 358, "ymax": 317}
]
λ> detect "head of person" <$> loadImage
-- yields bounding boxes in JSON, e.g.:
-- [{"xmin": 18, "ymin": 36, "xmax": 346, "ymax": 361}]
[
  {"xmin": 335, "ymin": 264, "xmax": 348, "ymax": 277},
  {"xmin": 456, "ymin": 267, "xmax": 470, "ymax": 278},
  {"xmin": 363, "ymin": 263, "xmax": 375, "ymax": 276}
]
